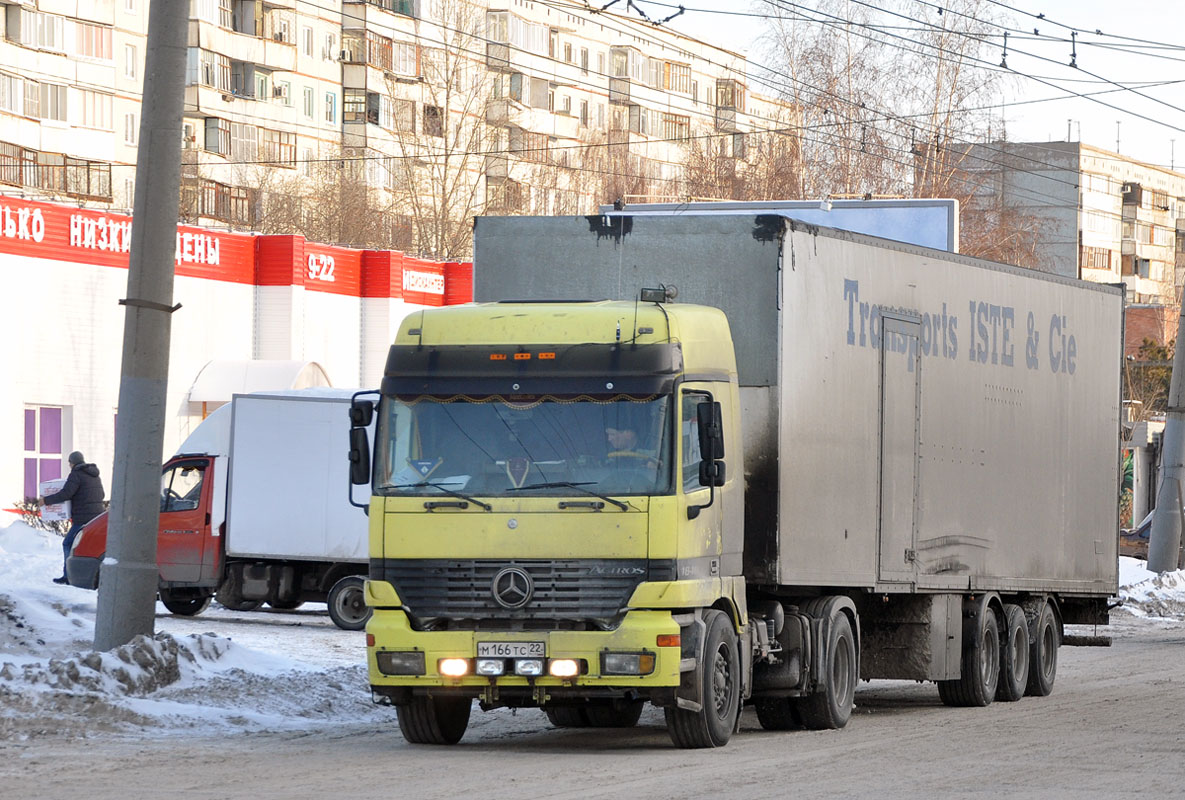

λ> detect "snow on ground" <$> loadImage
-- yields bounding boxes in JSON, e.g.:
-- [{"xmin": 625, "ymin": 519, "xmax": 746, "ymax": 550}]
[
  {"xmin": 0, "ymin": 514, "xmax": 390, "ymax": 741},
  {"xmin": 2, "ymin": 510, "xmax": 1185, "ymax": 744}
]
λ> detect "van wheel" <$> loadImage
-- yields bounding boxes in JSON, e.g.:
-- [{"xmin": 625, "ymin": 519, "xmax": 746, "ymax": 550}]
[
  {"xmin": 397, "ymin": 696, "xmax": 471, "ymax": 744},
  {"xmin": 939, "ymin": 605, "xmax": 1000, "ymax": 707},
  {"xmin": 996, "ymin": 604, "xmax": 1030, "ymax": 702},
  {"xmin": 1025, "ymin": 600, "xmax": 1059, "ymax": 697},
  {"xmin": 160, "ymin": 591, "xmax": 212, "ymax": 617},
  {"xmin": 327, "ymin": 575, "xmax": 371, "ymax": 630},
  {"xmin": 664, "ymin": 609, "xmax": 739, "ymax": 748}
]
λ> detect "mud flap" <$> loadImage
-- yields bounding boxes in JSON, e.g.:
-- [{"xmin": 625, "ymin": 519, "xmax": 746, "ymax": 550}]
[{"xmin": 673, "ymin": 611, "xmax": 706, "ymax": 713}]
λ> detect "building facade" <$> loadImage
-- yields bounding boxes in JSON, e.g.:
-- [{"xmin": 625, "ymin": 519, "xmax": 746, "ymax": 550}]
[
  {"xmin": 3, "ymin": 194, "xmax": 470, "ymax": 504},
  {"xmin": 0, "ymin": 0, "xmax": 799, "ymax": 256}
]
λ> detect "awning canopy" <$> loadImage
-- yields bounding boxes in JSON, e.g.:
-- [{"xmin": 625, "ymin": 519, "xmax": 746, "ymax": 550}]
[{"xmin": 188, "ymin": 360, "xmax": 332, "ymax": 403}]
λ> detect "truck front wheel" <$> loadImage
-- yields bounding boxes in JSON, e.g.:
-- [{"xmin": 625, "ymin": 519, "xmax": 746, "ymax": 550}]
[
  {"xmin": 327, "ymin": 575, "xmax": 371, "ymax": 631},
  {"xmin": 159, "ymin": 591, "xmax": 212, "ymax": 617},
  {"xmin": 397, "ymin": 696, "xmax": 471, "ymax": 745},
  {"xmin": 664, "ymin": 609, "xmax": 739, "ymax": 749}
]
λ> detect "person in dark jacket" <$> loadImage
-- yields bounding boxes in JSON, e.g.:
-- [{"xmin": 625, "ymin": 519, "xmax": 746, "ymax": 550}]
[{"xmin": 41, "ymin": 451, "xmax": 105, "ymax": 584}]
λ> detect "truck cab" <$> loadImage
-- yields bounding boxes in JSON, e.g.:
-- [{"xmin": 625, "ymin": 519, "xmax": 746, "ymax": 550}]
[{"xmin": 361, "ymin": 299, "xmax": 757, "ymax": 746}]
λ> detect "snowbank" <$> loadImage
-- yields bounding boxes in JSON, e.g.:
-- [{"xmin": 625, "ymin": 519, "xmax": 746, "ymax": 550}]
[{"xmin": 0, "ymin": 515, "xmax": 385, "ymax": 740}]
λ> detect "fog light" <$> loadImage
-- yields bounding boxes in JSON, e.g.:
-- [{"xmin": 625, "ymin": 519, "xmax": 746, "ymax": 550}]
[
  {"xmin": 439, "ymin": 658, "xmax": 470, "ymax": 677},
  {"xmin": 515, "ymin": 659, "xmax": 544, "ymax": 676},
  {"xmin": 476, "ymin": 658, "xmax": 505, "ymax": 676},
  {"xmin": 376, "ymin": 651, "xmax": 425, "ymax": 676},
  {"xmin": 548, "ymin": 658, "xmax": 579, "ymax": 678},
  {"xmin": 602, "ymin": 651, "xmax": 656, "ymax": 675}
]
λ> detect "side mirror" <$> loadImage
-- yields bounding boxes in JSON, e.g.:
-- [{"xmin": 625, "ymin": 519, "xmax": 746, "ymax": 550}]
[
  {"xmin": 349, "ymin": 427, "xmax": 371, "ymax": 486},
  {"xmin": 697, "ymin": 401, "xmax": 724, "ymax": 461},
  {"xmin": 349, "ymin": 399, "xmax": 374, "ymax": 427},
  {"xmin": 698, "ymin": 459, "xmax": 726, "ymax": 488}
]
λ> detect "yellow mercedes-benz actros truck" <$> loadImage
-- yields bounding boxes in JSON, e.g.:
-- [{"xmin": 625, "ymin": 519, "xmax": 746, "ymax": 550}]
[{"xmin": 351, "ymin": 214, "xmax": 1121, "ymax": 748}]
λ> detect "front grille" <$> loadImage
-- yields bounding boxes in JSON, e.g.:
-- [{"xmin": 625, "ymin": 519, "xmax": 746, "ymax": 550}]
[{"xmin": 373, "ymin": 558, "xmax": 660, "ymax": 626}]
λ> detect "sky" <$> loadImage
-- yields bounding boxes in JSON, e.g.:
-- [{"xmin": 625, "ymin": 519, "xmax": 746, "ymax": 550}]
[{"xmin": 631, "ymin": 0, "xmax": 1185, "ymax": 170}]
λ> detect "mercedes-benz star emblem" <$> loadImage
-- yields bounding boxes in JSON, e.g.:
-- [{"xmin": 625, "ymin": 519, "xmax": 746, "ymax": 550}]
[{"xmin": 492, "ymin": 566, "xmax": 533, "ymax": 609}]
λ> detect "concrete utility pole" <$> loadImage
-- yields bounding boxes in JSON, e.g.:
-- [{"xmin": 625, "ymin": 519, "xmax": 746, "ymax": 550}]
[
  {"xmin": 1148, "ymin": 308, "xmax": 1185, "ymax": 573},
  {"xmin": 94, "ymin": 0, "xmax": 188, "ymax": 650}
]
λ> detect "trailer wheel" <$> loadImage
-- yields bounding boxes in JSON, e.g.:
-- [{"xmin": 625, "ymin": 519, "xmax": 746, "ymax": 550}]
[
  {"xmin": 396, "ymin": 696, "xmax": 471, "ymax": 745},
  {"xmin": 798, "ymin": 612, "xmax": 857, "ymax": 730},
  {"xmin": 1025, "ymin": 600, "xmax": 1059, "ymax": 697},
  {"xmin": 664, "ymin": 609, "xmax": 739, "ymax": 748},
  {"xmin": 996, "ymin": 604, "xmax": 1030, "ymax": 702},
  {"xmin": 159, "ymin": 591, "xmax": 212, "ymax": 617},
  {"xmin": 754, "ymin": 697, "xmax": 803, "ymax": 730},
  {"xmin": 268, "ymin": 599, "xmax": 304, "ymax": 610},
  {"xmin": 545, "ymin": 706, "xmax": 590, "ymax": 728},
  {"xmin": 327, "ymin": 575, "xmax": 371, "ymax": 631},
  {"xmin": 938, "ymin": 605, "xmax": 1000, "ymax": 707}
]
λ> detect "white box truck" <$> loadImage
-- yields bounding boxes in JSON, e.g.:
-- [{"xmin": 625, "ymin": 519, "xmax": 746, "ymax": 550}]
[{"xmin": 68, "ymin": 390, "xmax": 374, "ymax": 630}]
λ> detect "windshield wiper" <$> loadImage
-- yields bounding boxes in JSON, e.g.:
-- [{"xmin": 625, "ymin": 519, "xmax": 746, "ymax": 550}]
[
  {"xmin": 391, "ymin": 481, "xmax": 492, "ymax": 511},
  {"xmin": 508, "ymin": 481, "xmax": 628, "ymax": 511}
]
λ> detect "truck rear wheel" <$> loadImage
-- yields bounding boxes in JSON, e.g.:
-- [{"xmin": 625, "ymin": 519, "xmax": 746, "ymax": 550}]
[
  {"xmin": 585, "ymin": 699, "xmax": 644, "ymax": 728},
  {"xmin": 797, "ymin": 612, "xmax": 857, "ymax": 730},
  {"xmin": 664, "ymin": 609, "xmax": 739, "ymax": 749},
  {"xmin": 545, "ymin": 706, "xmax": 590, "ymax": 728},
  {"xmin": 397, "ymin": 696, "xmax": 471, "ymax": 745},
  {"xmin": 1025, "ymin": 600, "xmax": 1059, "ymax": 697},
  {"xmin": 159, "ymin": 591, "xmax": 212, "ymax": 617},
  {"xmin": 327, "ymin": 575, "xmax": 371, "ymax": 631},
  {"xmin": 938, "ymin": 604, "xmax": 1000, "ymax": 707},
  {"xmin": 996, "ymin": 604, "xmax": 1030, "ymax": 702}
]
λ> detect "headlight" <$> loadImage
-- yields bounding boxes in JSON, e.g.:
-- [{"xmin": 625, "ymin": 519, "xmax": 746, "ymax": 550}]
[
  {"xmin": 475, "ymin": 659, "xmax": 505, "ymax": 676},
  {"xmin": 548, "ymin": 659, "xmax": 580, "ymax": 678},
  {"xmin": 514, "ymin": 659, "xmax": 544, "ymax": 676},
  {"xmin": 438, "ymin": 658, "xmax": 470, "ymax": 678},
  {"xmin": 601, "ymin": 651, "xmax": 656, "ymax": 675},
  {"xmin": 376, "ymin": 651, "xmax": 426, "ymax": 676}
]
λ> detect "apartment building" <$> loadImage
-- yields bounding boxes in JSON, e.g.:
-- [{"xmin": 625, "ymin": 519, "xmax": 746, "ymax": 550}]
[{"xmin": 0, "ymin": 0, "xmax": 798, "ymax": 254}]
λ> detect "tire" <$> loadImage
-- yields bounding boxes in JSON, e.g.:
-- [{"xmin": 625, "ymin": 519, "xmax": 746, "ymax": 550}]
[
  {"xmin": 397, "ymin": 696, "xmax": 471, "ymax": 745},
  {"xmin": 215, "ymin": 585, "xmax": 262, "ymax": 612},
  {"xmin": 996, "ymin": 604, "xmax": 1030, "ymax": 702},
  {"xmin": 268, "ymin": 599, "xmax": 304, "ymax": 610},
  {"xmin": 327, "ymin": 575, "xmax": 371, "ymax": 631},
  {"xmin": 1025, "ymin": 600, "xmax": 1059, "ymax": 697},
  {"xmin": 754, "ymin": 697, "xmax": 803, "ymax": 731},
  {"xmin": 160, "ymin": 591, "xmax": 212, "ymax": 617},
  {"xmin": 798, "ymin": 612, "xmax": 858, "ymax": 729},
  {"xmin": 545, "ymin": 706, "xmax": 590, "ymax": 728},
  {"xmin": 664, "ymin": 609, "xmax": 740, "ymax": 748},
  {"xmin": 585, "ymin": 699, "xmax": 644, "ymax": 728},
  {"xmin": 938, "ymin": 604, "xmax": 1000, "ymax": 707}
]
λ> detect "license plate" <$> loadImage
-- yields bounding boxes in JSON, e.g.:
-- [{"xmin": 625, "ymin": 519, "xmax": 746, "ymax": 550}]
[{"xmin": 477, "ymin": 641, "xmax": 544, "ymax": 658}]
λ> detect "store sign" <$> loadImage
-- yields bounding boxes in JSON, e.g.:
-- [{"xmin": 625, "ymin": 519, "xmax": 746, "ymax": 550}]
[
  {"xmin": 0, "ymin": 204, "xmax": 47, "ymax": 242},
  {"xmin": 403, "ymin": 269, "xmax": 444, "ymax": 295}
]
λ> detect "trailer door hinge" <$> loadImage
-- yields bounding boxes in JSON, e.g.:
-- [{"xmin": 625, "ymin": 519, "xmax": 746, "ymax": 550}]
[{"xmin": 904, "ymin": 549, "xmax": 917, "ymax": 562}]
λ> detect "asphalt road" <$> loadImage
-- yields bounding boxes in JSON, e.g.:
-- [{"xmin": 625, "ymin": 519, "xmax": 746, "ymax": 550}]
[{"xmin": 3, "ymin": 612, "xmax": 1183, "ymax": 800}]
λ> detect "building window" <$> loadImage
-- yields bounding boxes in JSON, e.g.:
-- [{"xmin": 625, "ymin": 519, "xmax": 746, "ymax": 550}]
[
  {"xmin": 230, "ymin": 122, "xmax": 257, "ymax": 161},
  {"xmin": 344, "ymin": 88, "xmax": 367, "ymax": 122},
  {"xmin": 392, "ymin": 98, "xmax": 415, "ymax": 133},
  {"xmin": 24, "ymin": 406, "xmax": 65, "ymax": 501},
  {"xmin": 303, "ymin": 87, "xmax": 314, "ymax": 118},
  {"xmin": 125, "ymin": 113, "xmax": 137, "ymax": 144},
  {"xmin": 424, "ymin": 105, "xmax": 443, "ymax": 137},
  {"xmin": 75, "ymin": 21, "xmax": 113, "ymax": 61},
  {"xmin": 563, "ymin": 42, "xmax": 572, "ymax": 63},
  {"xmin": 218, "ymin": 0, "xmax": 233, "ymax": 28},
  {"xmin": 1080, "ymin": 245, "xmax": 1112, "ymax": 271},
  {"xmin": 580, "ymin": 47, "xmax": 588, "ymax": 74},
  {"xmin": 125, "ymin": 44, "xmax": 137, "ymax": 79},
  {"xmin": 324, "ymin": 91, "xmax": 336, "ymax": 123},
  {"xmin": 661, "ymin": 112, "xmax": 689, "ymax": 141},
  {"xmin": 204, "ymin": 117, "xmax": 231, "ymax": 155},
  {"xmin": 302, "ymin": 26, "xmax": 313, "ymax": 57},
  {"xmin": 259, "ymin": 128, "xmax": 296, "ymax": 166},
  {"xmin": 40, "ymin": 83, "xmax": 67, "ymax": 121},
  {"xmin": 579, "ymin": 99, "xmax": 588, "ymax": 126}
]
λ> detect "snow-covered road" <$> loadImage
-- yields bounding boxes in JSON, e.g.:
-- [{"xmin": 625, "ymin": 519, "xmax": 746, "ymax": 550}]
[{"xmin": 3, "ymin": 515, "xmax": 1185, "ymax": 798}]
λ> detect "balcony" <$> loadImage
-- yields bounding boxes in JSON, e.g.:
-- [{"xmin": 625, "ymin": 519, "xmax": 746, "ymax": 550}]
[
  {"xmin": 486, "ymin": 42, "xmax": 512, "ymax": 73},
  {"xmin": 715, "ymin": 106, "xmax": 738, "ymax": 132},
  {"xmin": 609, "ymin": 77, "xmax": 631, "ymax": 105},
  {"xmin": 485, "ymin": 153, "xmax": 509, "ymax": 182}
]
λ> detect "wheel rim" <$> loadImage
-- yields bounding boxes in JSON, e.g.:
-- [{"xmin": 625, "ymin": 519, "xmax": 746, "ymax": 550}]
[
  {"xmin": 832, "ymin": 631, "xmax": 854, "ymax": 708},
  {"xmin": 335, "ymin": 585, "xmax": 366, "ymax": 623},
  {"xmin": 981, "ymin": 623, "xmax": 999, "ymax": 687},
  {"xmin": 711, "ymin": 642, "xmax": 732, "ymax": 715},
  {"xmin": 1040, "ymin": 620, "xmax": 1056, "ymax": 680}
]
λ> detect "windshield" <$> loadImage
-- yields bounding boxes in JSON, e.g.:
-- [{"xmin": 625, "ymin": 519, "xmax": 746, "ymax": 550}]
[{"xmin": 375, "ymin": 394, "xmax": 672, "ymax": 497}]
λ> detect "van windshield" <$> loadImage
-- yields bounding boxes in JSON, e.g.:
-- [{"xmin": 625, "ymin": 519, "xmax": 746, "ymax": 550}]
[{"xmin": 375, "ymin": 394, "xmax": 672, "ymax": 497}]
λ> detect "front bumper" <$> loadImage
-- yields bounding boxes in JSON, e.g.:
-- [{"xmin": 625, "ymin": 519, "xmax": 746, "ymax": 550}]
[
  {"xmin": 66, "ymin": 555, "xmax": 101, "ymax": 590},
  {"xmin": 367, "ymin": 607, "xmax": 682, "ymax": 698}
]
